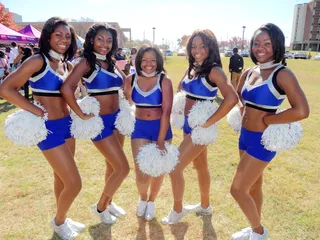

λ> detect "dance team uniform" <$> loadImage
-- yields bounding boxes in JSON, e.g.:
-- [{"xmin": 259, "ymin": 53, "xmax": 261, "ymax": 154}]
[
  {"xmin": 131, "ymin": 73, "xmax": 172, "ymax": 141},
  {"xmin": 181, "ymin": 74, "xmax": 218, "ymax": 134},
  {"xmin": 239, "ymin": 65, "xmax": 286, "ymax": 162},
  {"xmin": 29, "ymin": 54, "xmax": 71, "ymax": 151},
  {"xmin": 83, "ymin": 66, "xmax": 123, "ymax": 141}
]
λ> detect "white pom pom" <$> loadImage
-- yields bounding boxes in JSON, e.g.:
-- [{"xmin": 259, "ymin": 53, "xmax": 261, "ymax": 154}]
[
  {"xmin": 227, "ymin": 106, "xmax": 242, "ymax": 132},
  {"xmin": 136, "ymin": 142, "xmax": 180, "ymax": 177},
  {"xmin": 115, "ymin": 96, "xmax": 136, "ymax": 136},
  {"xmin": 4, "ymin": 101, "xmax": 48, "ymax": 146},
  {"xmin": 172, "ymin": 91, "xmax": 186, "ymax": 115},
  {"xmin": 191, "ymin": 124, "xmax": 218, "ymax": 145},
  {"xmin": 261, "ymin": 121, "xmax": 303, "ymax": 151},
  {"xmin": 188, "ymin": 100, "xmax": 218, "ymax": 128},
  {"xmin": 170, "ymin": 113, "xmax": 185, "ymax": 129},
  {"xmin": 70, "ymin": 96, "xmax": 104, "ymax": 139}
]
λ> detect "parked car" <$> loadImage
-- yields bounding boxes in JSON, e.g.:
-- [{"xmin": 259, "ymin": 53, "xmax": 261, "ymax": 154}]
[
  {"xmin": 240, "ymin": 49, "xmax": 249, "ymax": 57},
  {"xmin": 224, "ymin": 50, "xmax": 233, "ymax": 57},
  {"xmin": 165, "ymin": 50, "xmax": 173, "ymax": 56},
  {"xmin": 294, "ymin": 51, "xmax": 307, "ymax": 59},
  {"xmin": 284, "ymin": 51, "xmax": 294, "ymax": 59},
  {"xmin": 177, "ymin": 49, "xmax": 186, "ymax": 56},
  {"xmin": 314, "ymin": 53, "xmax": 320, "ymax": 60}
]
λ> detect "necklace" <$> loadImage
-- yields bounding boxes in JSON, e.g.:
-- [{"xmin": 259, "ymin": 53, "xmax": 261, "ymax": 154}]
[
  {"xmin": 49, "ymin": 50, "xmax": 63, "ymax": 60},
  {"xmin": 141, "ymin": 71, "xmax": 157, "ymax": 77},
  {"xmin": 94, "ymin": 52, "xmax": 106, "ymax": 60},
  {"xmin": 258, "ymin": 61, "xmax": 281, "ymax": 70}
]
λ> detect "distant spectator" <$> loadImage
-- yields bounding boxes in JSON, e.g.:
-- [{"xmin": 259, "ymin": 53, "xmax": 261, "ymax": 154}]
[
  {"xmin": 0, "ymin": 50, "xmax": 9, "ymax": 82},
  {"xmin": 8, "ymin": 42, "xmax": 18, "ymax": 69},
  {"xmin": 115, "ymin": 48, "xmax": 126, "ymax": 60},
  {"xmin": 20, "ymin": 47, "xmax": 33, "ymax": 100},
  {"xmin": 308, "ymin": 52, "xmax": 312, "ymax": 60},
  {"xmin": 229, "ymin": 47, "xmax": 244, "ymax": 89},
  {"xmin": 130, "ymin": 47, "xmax": 137, "ymax": 67}
]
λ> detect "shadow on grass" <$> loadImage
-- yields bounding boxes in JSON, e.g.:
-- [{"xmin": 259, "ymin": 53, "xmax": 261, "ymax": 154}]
[
  {"xmin": 0, "ymin": 101, "xmax": 16, "ymax": 113},
  {"xmin": 89, "ymin": 223, "xmax": 112, "ymax": 240},
  {"xmin": 136, "ymin": 217, "xmax": 167, "ymax": 240},
  {"xmin": 200, "ymin": 215, "xmax": 217, "ymax": 240},
  {"xmin": 170, "ymin": 222, "xmax": 189, "ymax": 240},
  {"xmin": 50, "ymin": 231, "xmax": 64, "ymax": 240},
  {"xmin": 149, "ymin": 218, "xmax": 165, "ymax": 239}
]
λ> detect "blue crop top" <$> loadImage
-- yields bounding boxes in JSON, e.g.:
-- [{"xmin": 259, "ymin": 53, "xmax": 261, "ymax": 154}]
[
  {"xmin": 181, "ymin": 74, "xmax": 218, "ymax": 101},
  {"xmin": 29, "ymin": 54, "xmax": 68, "ymax": 97},
  {"xmin": 131, "ymin": 73, "xmax": 164, "ymax": 108},
  {"xmin": 241, "ymin": 65, "xmax": 286, "ymax": 112},
  {"xmin": 83, "ymin": 66, "xmax": 123, "ymax": 96}
]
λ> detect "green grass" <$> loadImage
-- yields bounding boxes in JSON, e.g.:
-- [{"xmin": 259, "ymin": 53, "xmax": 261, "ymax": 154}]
[{"xmin": 0, "ymin": 56, "xmax": 319, "ymax": 239}]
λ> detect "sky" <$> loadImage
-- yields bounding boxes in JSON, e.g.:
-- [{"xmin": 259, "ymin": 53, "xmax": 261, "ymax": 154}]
[{"xmin": 3, "ymin": 0, "xmax": 309, "ymax": 49}]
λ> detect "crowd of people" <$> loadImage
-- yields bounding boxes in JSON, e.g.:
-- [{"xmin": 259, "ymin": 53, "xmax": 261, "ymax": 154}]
[{"xmin": 0, "ymin": 17, "xmax": 309, "ymax": 240}]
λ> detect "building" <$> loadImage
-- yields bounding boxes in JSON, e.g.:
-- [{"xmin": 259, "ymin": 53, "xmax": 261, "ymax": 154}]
[
  {"xmin": 291, "ymin": 0, "xmax": 320, "ymax": 51},
  {"xmin": 18, "ymin": 22, "xmax": 128, "ymax": 47},
  {"xmin": 5, "ymin": 8, "xmax": 22, "ymax": 23}
]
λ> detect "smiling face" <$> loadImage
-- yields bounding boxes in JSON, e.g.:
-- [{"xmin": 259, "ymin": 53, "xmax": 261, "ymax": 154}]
[
  {"xmin": 190, "ymin": 35, "xmax": 209, "ymax": 63},
  {"xmin": 252, "ymin": 30, "xmax": 274, "ymax": 63},
  {"xmin": 92, "ymin": 29, "xmax": 113, "ymax": 56},
  {"xmin": 141, "ymin": 50, "xmax": 157, "ymax": 74},
  {"xmin": 49, "ymin": 24, "xmax": 72, "ymax": 54}
]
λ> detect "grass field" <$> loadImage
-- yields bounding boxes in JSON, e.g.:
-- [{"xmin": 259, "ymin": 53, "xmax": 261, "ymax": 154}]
[{"xmin": 0, "ymin": 56, "xmax": 319, "ymax": 240}]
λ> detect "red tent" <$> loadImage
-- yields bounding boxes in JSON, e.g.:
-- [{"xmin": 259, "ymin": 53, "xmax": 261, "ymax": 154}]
[
  {"xmin": 18, "ymin": 24, "xmax": 41, "ymax": 38},
  {"xmin": 0, "ymin": 23, "xmax": 37, "ymax": 43}
]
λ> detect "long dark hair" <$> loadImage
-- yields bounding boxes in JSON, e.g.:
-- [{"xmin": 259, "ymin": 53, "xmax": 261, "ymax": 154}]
[
  {"xmin": 250, "ymin": 23, "xmax": 286, "ymax": 65},
  {"xmin": 83, "ymin": 23, "xmax": 118, "ymax": 75},
  {"xmin": 21, "ymin": 47, "xmax": 32, "ymax": 63},
  {"xmin": 38, "ymin": 17, "xmax": 77, "ymax": 62},
  {"xmin": 186, "ymin": 29, "xmax": 222, "ymax": 79},
  {"xmin": 135, "ymin": 46, "xmax": 165, "ymax": 76}
]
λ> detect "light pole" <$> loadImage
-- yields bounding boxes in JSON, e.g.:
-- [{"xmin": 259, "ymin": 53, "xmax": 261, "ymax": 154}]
[
  {"xmin": 242, "ymin": 26, "xmax": 246, "ymax": 50},
  {"xmin": 152, "ymin": 27, "xmax": 156, "ymax": 44}
]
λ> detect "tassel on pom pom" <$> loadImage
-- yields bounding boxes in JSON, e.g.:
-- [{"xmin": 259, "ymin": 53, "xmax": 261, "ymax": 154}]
[
  {"xmin": 170, "ymin": 113, "xmax": 185, "ymax": 129},
  {"xmin": 227, "ymin": 106, "xmax": 242, "ymax": 133},
  {"xmin": 261, "ymin": 109, "xmax": 304, "ymax": 151},
  {"xmin": 191, "ymin": 125, "xmax": 218, "ymax": 145},
  {"xmin": 70, "ymin": 96, "xmax": 104, "ymax": 139},
  {"xmin": 187, "ymin": 100, "xmax": 218, "ymax": 145},
  {"xmin": 136, "ymin": 142, "xmax": 180, "ymax": 177},
  {"xmin": 4, "ymin": 101, "xmax": 48, "ymax": 146},
  {"xmin": 188, "ymin": 100, "xmax": 218, "ymax": 129},
  {"xmin": 115, "ymin": 91, "xmax": 136, "ymax": 136},
  {"xmin": 170, "ymin": 91, "xmax": 186, "ymax": 129},
  {"xmin": 261, "ymin": 121, "xmax": 303, "ymax": 151}
]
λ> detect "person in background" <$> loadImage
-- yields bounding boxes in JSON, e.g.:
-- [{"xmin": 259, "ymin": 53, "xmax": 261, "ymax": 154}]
[
  {"xmin": 115, "ymin": 47, "xmax": 126, "ymax": 61},
  {"xmin": 130, "ymin": 47, "xmax": 137, "ymax": 67},
  {"xmin": 8, "ymin": 42, "xmax": 18, "ymax": 69},
  {"xmin": 0, "ymin": 17, "xmax": 83, "ymax": 240},
  {"xmin": 229, "ymin": 47, "xmax": 244, "ymax": 89},
  {"xmin": 0, "ymin": 50, "xmax": 9, "ymax": 82},
  {"xmin": 230, "ymin": 23, "xmax": 309, "ymax": 240}
]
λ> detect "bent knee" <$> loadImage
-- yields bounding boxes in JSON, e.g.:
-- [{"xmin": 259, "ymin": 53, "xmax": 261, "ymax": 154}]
[{"xmin": 230, "ymin": 184, "xmax": 247, "ymax": 199}]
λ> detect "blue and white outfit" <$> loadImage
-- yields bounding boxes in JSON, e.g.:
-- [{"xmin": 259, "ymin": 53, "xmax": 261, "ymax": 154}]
[
  {"xmin": 239, "ymin": 65, "xmax": 286, "ymax": 162},
  {"xmin": 29, "ymin": 54, "xmax": 71, "ymax": 151},
  {"xmin": 131, "ymin": 73, "xmax": 172, "ymax": 141},
  {"xmin": 83, "ymin": 65, "xmax": 123, "ymax": 141},
  {"xmin": 181, "ymin": 74, "xmax": 218, "ymax": 134}
]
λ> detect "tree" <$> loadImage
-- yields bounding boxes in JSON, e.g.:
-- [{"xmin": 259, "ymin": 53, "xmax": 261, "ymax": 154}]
[
  {"xmin": 177, "ymin": 34, "xmax": 190, "ymax": 48},
  {"xmin": 0, "ymin": 3, "xmax": 19, "ymax": 31}
]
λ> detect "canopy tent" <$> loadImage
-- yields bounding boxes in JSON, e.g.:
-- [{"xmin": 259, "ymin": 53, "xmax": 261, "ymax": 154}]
[
  {"xmin": 0, "ymin": 24, "xmax": 38, "ymax": 44},
  {"xmin": 18, "ymin": 24, "xmax": 41, "ymax": 38}
]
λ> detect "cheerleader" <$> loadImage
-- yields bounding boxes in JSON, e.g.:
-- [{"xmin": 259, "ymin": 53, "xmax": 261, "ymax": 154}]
[
  {"xmin": 0, "ymin": 17, "xmax": 83, "ymax": 239},
  {"xmin": 61, "ymin": 23, "xmax": 129, "ymax": 224},
  {"xmin": 230, "ymin": 23, "xmax": 309, "ymax": 240},
  {"xmin": 162, "ymin": 29, "xmax": 238, "ymax": 224},
  {"xmin": 124, "ymin": 46, "xmax": 173, "ymax": 221}
]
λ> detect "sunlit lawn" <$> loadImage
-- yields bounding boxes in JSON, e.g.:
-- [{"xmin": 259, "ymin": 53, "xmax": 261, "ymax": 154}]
[{"xmin": 0, "ymin": 55, "xmax": 319, "ymax": 239}]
